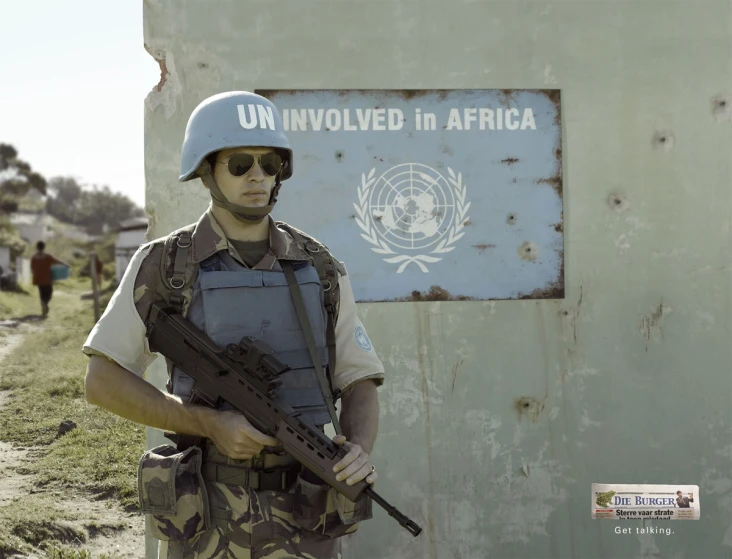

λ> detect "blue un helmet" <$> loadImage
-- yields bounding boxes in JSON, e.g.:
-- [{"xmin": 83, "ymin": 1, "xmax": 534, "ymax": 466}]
[{"xmin": 179, "ymin": 91, "xmax": 293, "ymax": 222}]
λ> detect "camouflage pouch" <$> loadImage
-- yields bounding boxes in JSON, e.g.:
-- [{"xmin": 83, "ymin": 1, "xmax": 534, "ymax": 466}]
[
  {"xmin": 137, "ymin": 444, "xmax": 210, "ymax": 542},
  {"xmin": 291, "ymin": 472, "xmax": 373, "ymax": 539}
]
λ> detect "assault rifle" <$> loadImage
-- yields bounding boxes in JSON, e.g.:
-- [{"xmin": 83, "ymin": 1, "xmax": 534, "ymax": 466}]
[{"xmin": 146, "ymin": 302, "xmax": 422, "ymax": 537}]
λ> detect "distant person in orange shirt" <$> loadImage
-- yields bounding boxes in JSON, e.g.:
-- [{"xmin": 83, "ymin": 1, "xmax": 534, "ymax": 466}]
[{"xmin": 30, "ymin": 241, "xmax": 68, "ymax": 318}]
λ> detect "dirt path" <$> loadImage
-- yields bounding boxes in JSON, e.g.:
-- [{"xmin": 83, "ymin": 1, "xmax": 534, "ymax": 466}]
[{"xmin": 0, "ymin": 312, "xmax": 146, "ymax": 558}]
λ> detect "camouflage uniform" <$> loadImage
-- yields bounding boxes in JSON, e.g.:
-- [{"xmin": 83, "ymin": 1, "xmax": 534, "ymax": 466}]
[{"xmin": 84, "ymin": 209, "xmax": 385, "ymax": 559}]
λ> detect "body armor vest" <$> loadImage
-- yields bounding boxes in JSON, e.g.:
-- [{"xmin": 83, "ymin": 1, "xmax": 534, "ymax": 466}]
[{"xmin": 168, "ymin": 249, "xmax": 332, "ymax": 428}]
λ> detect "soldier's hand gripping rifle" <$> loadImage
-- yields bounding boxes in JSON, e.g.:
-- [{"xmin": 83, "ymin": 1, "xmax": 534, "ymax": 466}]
[{"xmin": 146, "ymin": 302, "xmax": 422, "ymax": 537}]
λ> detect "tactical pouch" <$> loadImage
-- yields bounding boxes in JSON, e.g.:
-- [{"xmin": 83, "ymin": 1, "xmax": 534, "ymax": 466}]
[
  {"xmin": 291, "ymin": 471, "xmax": 373, "ymax": 539},
  {"xmin": 137, "ymin": 444, "xmax": 210, "ymax": 542}
]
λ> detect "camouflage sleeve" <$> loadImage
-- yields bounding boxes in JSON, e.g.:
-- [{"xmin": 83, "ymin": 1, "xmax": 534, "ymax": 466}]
[
  {"xmin": 81, "ymin": 243, "xmax": 160, "ymax": 377},
  {"xmin": 332, "ymin": 262, "xmax": 385, "ymax": 394}
]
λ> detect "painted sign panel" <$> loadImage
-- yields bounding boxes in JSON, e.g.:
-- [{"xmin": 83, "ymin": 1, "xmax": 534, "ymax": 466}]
[{"xmin": 256, "ymin": 89, "xmax": 564, "ymax": 301}]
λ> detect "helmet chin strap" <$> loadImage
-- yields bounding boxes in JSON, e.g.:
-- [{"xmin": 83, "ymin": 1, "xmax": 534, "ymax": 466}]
[{"xmin": 196, "ymin": 161, "xmax": 282, "ymax": 224}]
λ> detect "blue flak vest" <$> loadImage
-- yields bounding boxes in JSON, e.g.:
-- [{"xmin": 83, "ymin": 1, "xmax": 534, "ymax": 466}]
[{"xmin": 169, "ymin": 250, "xmax": 332, "ymax": 428}]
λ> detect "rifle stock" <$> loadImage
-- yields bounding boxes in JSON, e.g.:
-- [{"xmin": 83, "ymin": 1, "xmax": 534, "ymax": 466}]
[{"xmin": 146, "ymin": 302, "xmax": 422, "ymax": 537}]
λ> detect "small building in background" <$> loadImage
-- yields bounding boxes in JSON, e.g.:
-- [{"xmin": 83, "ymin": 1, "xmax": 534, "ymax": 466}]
[
  {"xmin": 115, "ymin": 216, "xmax": 149, "ymax": 283},
  {"xmin": 10, "ymin": 211, "xmax": 47, "ymax": 247},
  {"xmin": 0, "ymin": 246, "xmax": 10, "ymax": 274}
]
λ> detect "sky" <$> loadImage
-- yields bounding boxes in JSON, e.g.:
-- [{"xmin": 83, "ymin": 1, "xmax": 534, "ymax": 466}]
[{"xmin": 1, "ymin": 1, "xmax": 160, "ymax": 208}]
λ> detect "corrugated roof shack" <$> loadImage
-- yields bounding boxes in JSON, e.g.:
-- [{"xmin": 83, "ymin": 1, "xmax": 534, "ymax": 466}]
[{"xmin": 115, "ymin": 217, "xmax": 149, "ymax": 283}]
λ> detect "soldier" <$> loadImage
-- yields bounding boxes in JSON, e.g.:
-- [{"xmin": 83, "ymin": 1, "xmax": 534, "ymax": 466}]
[{"xmin": 82, "ymin": 91, "xmax": 385, "ymax": 558}]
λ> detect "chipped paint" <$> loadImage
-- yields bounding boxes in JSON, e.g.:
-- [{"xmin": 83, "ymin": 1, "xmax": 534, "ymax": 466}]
[
  {"xmin": 487, "ymin": 445, "xmax": 573, "ymax": 544},
  {"xmin": 381, "ymin": 365, "xmax": 443, "ymax": 427},
  {"xmin": 143, "ymin": 42, "xmax": 182, "ymax": 119}
]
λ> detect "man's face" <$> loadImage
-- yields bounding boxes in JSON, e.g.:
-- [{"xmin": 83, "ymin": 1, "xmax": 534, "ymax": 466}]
[{"xmin": 210, "ymin": 146, "xmax": 278, "ymax": 208}]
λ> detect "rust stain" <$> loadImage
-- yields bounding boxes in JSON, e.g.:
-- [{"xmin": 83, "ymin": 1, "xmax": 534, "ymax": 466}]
[
  {"xmin": 558, "ymin": 285, "xmax": 583, "ymax": 344},
  {"xmin": 260, "ymin": 89, "xmax": 453, "ymax": 102},
  {"xmin": 450, "ymin": 359, "xmax": 464, "ymax": 395},
  {"xmin": 518, "ymin": 250, "xmax": 565, "ymax": 299},
  {"xmin": 498, "ymin": 89, "xmax": 520, "ymax": 108},
  {"xmin": 514, "ymin": 397, "xmax": 545, "ymax": 422},
  {"xmin": 501, "ymin": 157, "xmax": 520, "ymax": 166},
  {"xmin": 372, "ymin": 285, "xmax": 474, "ymax": 302},
  {"xmin": 463, "ymin": 219, "xmax": 473, "ymax": 227},
  {"xmin": 542, "ymin": 89, "xmax": 562, "ymax": 127},
  {"xmin": 532, "ymin": 89, "xmax": 564, "ymax": 199},
  {"xmin": 554, "ymin": 222, "xmax": 563, "ymax": 233},
  {"xmin": 641, "ymin": 301, "xmax": 665, "ymax": 351},
  {"xmin": 472, "ymin": 243, "xmax": 496, "ymax": 254},
  {"xmin": 415, "ymin": 309, "xmax": 438, "ymax": 558},
  {"xmin": 536, "ymin": 175, "xmax": 563, "ymax": 199}
]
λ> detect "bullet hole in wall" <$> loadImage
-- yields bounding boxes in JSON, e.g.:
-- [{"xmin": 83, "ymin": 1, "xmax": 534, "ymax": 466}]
[
  {"xmin": 652, "ymin": 131, "xmax": 675, "ymax": 152},
  {"xmin": 518, "ymin": 242, "xmax": 538, "ymax": 261},
  {"xmin": 607, "ymin": 192, "xmax": 630, "ymax": 213}
]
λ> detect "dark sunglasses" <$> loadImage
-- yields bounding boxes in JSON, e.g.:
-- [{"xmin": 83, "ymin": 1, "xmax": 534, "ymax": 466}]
[{"xmin": 220, "ymin": 153, "xmax": 283, "ymax": 177}]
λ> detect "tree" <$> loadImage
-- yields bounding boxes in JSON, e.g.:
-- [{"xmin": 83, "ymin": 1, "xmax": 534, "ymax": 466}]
[
  {"xmin": 46, "ymin": 177, "xmax": 83, "ymax": 223},
  {"xmin": 0, "ymin": 144, "xmax": 47, "ymax": 214},
  {"xmin": 0, "ymin": 217, "xmax": 27, "ymax": 262},
  {"xmin": 45, "ymin": 179, "xmax": 144, "ymax": 233},
  {"xmin": 75, "ymin": 185, "xmax": 144, "ymax": 233}
]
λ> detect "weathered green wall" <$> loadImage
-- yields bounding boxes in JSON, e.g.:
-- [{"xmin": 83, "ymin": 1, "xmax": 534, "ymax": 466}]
[{"xmin": 143, "ymin": 1, "xmax": 732, "ymax": 557}]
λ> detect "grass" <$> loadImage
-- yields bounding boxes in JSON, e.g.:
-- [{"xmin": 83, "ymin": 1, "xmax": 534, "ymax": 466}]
[{"xmin": 0, "ymin": 276, "xmax": 146, "ymax": 555}]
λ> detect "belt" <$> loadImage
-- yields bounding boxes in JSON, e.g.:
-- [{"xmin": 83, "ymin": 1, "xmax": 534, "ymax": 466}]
[{"xmin": 201, "ymin": 462, "xmax": 300, "ymax": 491}]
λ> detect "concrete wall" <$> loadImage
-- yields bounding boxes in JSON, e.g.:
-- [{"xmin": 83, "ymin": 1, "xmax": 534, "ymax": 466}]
[{"xmin": 143, "ymin": 1, "xmax": 732, "ymax": 558}]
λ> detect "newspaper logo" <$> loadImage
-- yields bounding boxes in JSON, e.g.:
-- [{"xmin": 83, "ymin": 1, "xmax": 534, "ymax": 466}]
[
  {"xmin": 353, "ymin": 163, "xmax": 471, "ymax": 273},
  {"xmin": 592, "ymin": 483, "xmax": 700, "ymax": 520}
]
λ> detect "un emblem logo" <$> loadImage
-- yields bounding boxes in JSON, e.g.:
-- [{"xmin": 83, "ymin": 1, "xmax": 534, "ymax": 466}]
[{"xmin": 353, "ymin": 163, "xmax": 471, "ymax": 273}]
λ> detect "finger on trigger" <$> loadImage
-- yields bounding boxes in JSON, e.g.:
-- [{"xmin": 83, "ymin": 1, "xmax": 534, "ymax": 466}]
[{"xmin": 251, "ymin": 430, "xmax": 279, "ymax": 446}]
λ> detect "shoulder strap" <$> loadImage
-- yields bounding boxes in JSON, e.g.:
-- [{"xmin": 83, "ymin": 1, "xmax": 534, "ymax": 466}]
[
  {"xmin": 159, "ymin": 228, "xmax": 195, "ymax": 314},
  {"xmin": 276, "ymin": 222, "xmax": 342, "ymax": 400},
  {"xmin": 281, "ymin": 260, "xmax": 342, "ymax": 435}
]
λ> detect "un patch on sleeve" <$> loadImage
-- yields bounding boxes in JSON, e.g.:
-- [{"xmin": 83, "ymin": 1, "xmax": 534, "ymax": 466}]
[{"xmin": 354, "ymin": 325, "xmax": 373, "ymax": 352}]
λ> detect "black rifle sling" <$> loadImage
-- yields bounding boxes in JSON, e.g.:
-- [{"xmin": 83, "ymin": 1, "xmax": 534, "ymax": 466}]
[
  {"xmin": 161, "ymin": 230, "xmax": 204, "ymax": 451},
  {"xmin": 166, "ymin": 230, "xmax": 193, "ymax": 314},
  {"xmin": 281, "ymin": 259, "xmax": 342, "ymax": 435},
  {"xmin": 275, "ymin": 223, "xmax": 340, "ymax": 401}
]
